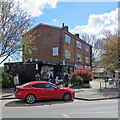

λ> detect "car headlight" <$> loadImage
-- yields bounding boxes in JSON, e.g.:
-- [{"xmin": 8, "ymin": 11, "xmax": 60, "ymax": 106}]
[{"xmin": 70, "ymin": 90, "xmax": 75, "ymax": 92}]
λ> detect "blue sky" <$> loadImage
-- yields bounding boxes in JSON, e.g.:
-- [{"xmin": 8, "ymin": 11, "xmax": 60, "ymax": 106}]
[
  {"xmin": 0, "ymin": 0, "xmax": 118, "ymax": 66},
  {"xmin": 34, "ymin": 2, "xmax": 118, "ymax": 30}
]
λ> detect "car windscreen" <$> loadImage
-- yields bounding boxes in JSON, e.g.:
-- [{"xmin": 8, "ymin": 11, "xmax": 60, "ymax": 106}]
[{"xmin": 21, "ymin": 82, "xmax": 32, "ymax": 87}]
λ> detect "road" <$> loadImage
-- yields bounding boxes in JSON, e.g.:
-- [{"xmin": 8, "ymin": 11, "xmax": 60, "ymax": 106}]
[{"xmin": 1, "ymin": 99, "xmax": 118, "ymax": 118}]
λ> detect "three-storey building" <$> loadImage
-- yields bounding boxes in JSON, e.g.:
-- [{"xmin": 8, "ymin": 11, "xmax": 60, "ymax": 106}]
[{"xmin": 23, "ymin": 23, "xmax": 92, "ymax": 80}]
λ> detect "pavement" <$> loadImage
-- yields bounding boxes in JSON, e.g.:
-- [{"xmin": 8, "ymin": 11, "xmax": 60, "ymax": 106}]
[{"xmin": 0, "ymin": 79, "xmax": 119, "ymax": 101}]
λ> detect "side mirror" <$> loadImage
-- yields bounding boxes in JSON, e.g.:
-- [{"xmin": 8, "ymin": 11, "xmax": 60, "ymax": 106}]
[{"xmin": 54, "ymin": 87, "xmax": 59, "ymax": 90}]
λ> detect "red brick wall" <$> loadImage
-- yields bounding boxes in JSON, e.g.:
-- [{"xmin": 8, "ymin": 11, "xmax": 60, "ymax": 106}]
[
  {"xmin": 23, "ymin": 24, "xmax": 92, "ymax": 68},
  {"xmin": 24, "ymin": 24, "xmax": 61, "ymax": 63}
]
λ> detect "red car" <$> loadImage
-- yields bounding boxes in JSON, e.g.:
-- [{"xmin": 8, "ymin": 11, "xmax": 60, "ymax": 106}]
[{"xmin": 15, "ymin": 81, "xmax": 75, "ymax": 104}]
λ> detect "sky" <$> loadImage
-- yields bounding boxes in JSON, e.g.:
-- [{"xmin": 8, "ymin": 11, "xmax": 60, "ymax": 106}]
[{"xmin": 0, "ymin": 0, "xmax": 119, "ymax": 66}]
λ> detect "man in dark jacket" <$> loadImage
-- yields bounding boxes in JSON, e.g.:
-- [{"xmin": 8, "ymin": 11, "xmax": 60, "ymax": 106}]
[
  {"xmin": 64, "ymin": 74, "xmax": 68, "ymax": 87},
  {"xmin": 49, "ymin": 74, "xmax": 55, "ymax": 84}
]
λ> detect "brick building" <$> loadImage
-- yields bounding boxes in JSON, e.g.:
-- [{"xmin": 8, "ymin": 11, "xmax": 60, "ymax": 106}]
[
  {"xmin": 23, "ymin": 23, "xmax": 92, "ymax": 80},
  {"xmin": 4, "ymin": 23, "xmax": 92, "ymax": 84}
]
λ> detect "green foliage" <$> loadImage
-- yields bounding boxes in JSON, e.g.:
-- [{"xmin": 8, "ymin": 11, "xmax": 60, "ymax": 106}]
[
  {"xmin": 71, "ymin": 74, "xmax": 83, "ymax": 87},
  {"xmin": 2, "ymin": 69, "xmax": 14, "ymax": 88}
]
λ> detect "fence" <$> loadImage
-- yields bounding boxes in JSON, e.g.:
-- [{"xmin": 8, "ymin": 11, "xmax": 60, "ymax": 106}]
[{"xmin": 99, "ymin": 78, "xmax": 120, "ymax": 92}]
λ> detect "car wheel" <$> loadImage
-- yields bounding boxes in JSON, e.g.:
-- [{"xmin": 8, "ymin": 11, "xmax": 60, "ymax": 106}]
[
  {"xmin": 63, "ymin": 93, "xmax": 72, "ymax": 101},
  {"xmin": 25, "ymin": 94, "xmax": 36, "ymax": 104}
]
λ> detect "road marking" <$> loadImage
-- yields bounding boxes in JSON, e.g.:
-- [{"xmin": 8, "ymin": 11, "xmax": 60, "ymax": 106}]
[
  {"xmin": 62, "ymin": 114, "xmax": 69, "ymax": 118},
  {"xmin": 68, "ymin": 110, "xmax": 118, "ymax": 115}
]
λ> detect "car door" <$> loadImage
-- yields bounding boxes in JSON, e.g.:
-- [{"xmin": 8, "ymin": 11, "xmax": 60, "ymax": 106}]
[
  {"xmin": 45, "ymin": 83, "xmax": 62, "ymax": 99},
  {"xmin": 31, "ymin": 83, "xmax": 50, "ymax": 99}
]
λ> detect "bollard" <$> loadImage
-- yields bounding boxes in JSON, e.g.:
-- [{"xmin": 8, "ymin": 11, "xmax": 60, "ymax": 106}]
[{"xmin": 100, "ymin": 82, "xmax": 101, "ymax": 92}]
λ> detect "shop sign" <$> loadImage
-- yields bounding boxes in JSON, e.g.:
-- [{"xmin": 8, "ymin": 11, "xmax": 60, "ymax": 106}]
[
  {"xmin": 63, "ymin": 60, "xmax": 65, "ymax": 65},
  {"xmin": 36, "ymin": 64, "xmax": 38, "ymax": 70}
]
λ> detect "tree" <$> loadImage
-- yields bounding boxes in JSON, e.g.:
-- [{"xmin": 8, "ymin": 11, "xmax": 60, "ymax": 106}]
[
  {"xmin": 81, "ymin": 33, "xmax": 100, "ymax": 62},
  {"xmin": 0, "ymin": 0, "xmax": 35, "ymax": 64},
  {"xmin": 98, "ymin": 31, "xmax": 119, "ymax": 71}
]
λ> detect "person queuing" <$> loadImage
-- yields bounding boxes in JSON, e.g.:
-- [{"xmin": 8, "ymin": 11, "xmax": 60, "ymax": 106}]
[
  {"xmin": 64, "ymin": 74, "xmax": 68, "ymax": 87},
  {"xmin": 14, "ymin": 74, "xmax": 19, "ymax": 92},
  {"xmin": 55, "ymin": 76, "xmax": 59, "ymax": 86},
  {"xmin": 49, "ymin": 74, "xmax": 55, "ymax": 84}
]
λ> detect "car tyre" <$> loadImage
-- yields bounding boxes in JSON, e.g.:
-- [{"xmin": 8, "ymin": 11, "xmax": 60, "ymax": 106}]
[
  {"xmin": 62, "ymin": 93, "xmax": 72, "ymax": 102},
  {"xmin": 25, "ymin": 94, "xmax": 36, "ymax": 104}
]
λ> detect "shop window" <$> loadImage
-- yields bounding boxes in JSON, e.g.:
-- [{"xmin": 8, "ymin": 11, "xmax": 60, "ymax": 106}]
[
  {"xmin": 65, "ymin": 34, "xmax": 70, "ymax": 44},
  {"xmin": 85, "ymin": 57, "xmax": 89, "ymax": 64},
  {"xmin": 76, "ymin": 41, "xmax": 81, "ymax": 49},
  {"xmin": 41, "ymin": 66, "xmax": 54, "ymax": 79},
  {"xmin": 85, "ymin": 45, "xmax": 89, "ymax": 52},
  {"xmin": 77, "ymin": 54, "xmax": 81, "ymax": 62},
  {"xmin": 65, "ymin": 50, "xmax": 71, "ymax": 59}
]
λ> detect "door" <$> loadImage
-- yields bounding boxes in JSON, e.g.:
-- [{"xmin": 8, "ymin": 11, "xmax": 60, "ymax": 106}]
[{"xmin": 45, "ymin": 83, "xmax": 62, "ymax": 99}]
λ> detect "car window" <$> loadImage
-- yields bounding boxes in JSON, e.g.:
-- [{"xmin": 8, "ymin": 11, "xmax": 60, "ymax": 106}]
[
  {"xmin": 32, "ymin": 83, "xmax": 56, "ymax": 89},
  {"xmin": 45, "ymin": 83, "xmax": 56, "ymax": 89},
  {"xmin": 32, "ymin": 83, "xmax": 46, "ymax": 88},
  {"xmin": 21, "ymin": 82, "xmax": 32, "ymax": 87}
]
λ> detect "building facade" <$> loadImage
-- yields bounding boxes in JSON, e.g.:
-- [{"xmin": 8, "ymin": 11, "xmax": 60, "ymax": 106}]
[
  {"xmin": 23, "ymin": 23, "xmax": 92, "ymax": 80},
  {"xmin": 4, "ymin": 23, "xmax": 92, "ymax": 84}
]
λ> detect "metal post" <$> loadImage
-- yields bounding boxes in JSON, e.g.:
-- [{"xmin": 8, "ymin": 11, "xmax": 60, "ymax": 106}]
[
  {"xmin": 100, "ymin": 82, "xmax": 101, "ymax": 92},
  {"xmin": 105, "ymin": 80, "xmax": 106, "ymax": 89},
  {"xmin": 116, "ymin": 81, "xmax": 117, "ymax": 91}
]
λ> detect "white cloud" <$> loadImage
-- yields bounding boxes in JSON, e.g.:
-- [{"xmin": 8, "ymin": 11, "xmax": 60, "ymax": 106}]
[
  {"xmin": 52, "ymin": 19, "xmax": 57, "ymax": 22},
  {"xmin": 14, "ymin": 0, "xmax": 58, "ymax": 17},
  {"xmin": 70, "ymin": 8, "xmax": 118, "ymax": 39}
]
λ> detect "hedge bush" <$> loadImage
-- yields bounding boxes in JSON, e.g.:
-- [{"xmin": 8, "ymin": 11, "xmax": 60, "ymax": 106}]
[
  {"xmin": 71, "ymin": 66, "xmax": 94, "ymax": 88},
  {"xmin": 2, "ymin": 69, "xmax": 14, "ymax": 88}
]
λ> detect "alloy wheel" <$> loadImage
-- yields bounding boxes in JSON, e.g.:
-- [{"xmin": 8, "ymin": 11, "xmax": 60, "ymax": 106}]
[{"xmin": 26, "ymin": 94, "xmax": 36, "ymax": 104}]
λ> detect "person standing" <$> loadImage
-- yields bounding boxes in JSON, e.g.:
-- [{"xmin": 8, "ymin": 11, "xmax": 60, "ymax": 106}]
[
  {"xmin": 55, "ymin": 76, "xmax": 59, "ymax": 86},
  {"xmin": 64, "ymin": 74, "xmax": 68, "ymax": 87},
  {"xmin": 35, "ymin": 73, "xmax": 41, "ymax": 81},
  {"xmin": 14, "ymin": 74, "xmax": 19, "ymax": 92},
  {"xmin": 49, "ymin": 74, "xmax": 55, "ymax": 84}
]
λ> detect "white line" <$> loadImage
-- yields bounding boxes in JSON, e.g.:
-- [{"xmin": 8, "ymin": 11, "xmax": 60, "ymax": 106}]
[
  {"xmin": 68, "ymin": 110, "xmax": 118, "ymax": 115},
  {"xmin": 62, "ymin": 114, "xmax": 70, "ymax": 118}
]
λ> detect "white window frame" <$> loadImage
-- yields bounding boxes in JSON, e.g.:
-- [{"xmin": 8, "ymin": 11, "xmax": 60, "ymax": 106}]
[
  {"xmin": 65, "ymin": 50, "xmax": 71, "ymax": 59},
  {"xmin": 53, "ymin": 47, "xmax": 58, "ymax": 56},
  {"xmin": 77, "ymin": 54, "xmax": 81, "ymax": 62},
  {"xmin": 85, "ymin": 45, "xmax": 89, "ymax": 52},
  {"xmin": 65, "ymin": 34, "xmax": 70, "ymax": 44},
  {"xmin": 85, "ymin": 57, "xmax": 89, "ymax": 64},
  {"xmin": 76, "ymin": 41, "xmax": 81, "ymax": 49}
]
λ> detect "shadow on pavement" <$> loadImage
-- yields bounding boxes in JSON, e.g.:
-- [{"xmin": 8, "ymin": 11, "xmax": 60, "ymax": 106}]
[
  {"xmin": 4, "ymin": 99, "xmax": 74, "ymax": 107},
  {"xmin": 96, "ymin": 88, "xmax": 118, "ymax": 97}
]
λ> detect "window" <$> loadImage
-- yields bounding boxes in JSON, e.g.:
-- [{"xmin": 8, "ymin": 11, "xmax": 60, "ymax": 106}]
[
  {"xmin": 76, "ymin": 41, "xmax": 81, "ymax": 49},
  {"xmin": 32, "ymin": 83, "xmax": 46, "ymax": 88},
  {"xmin": 65, "ymin": 34, "xmax": 70, "ymax": 44},
  {"xmin": 65, "ymin": 50, "xmax": 71, "ymax": 59},
  {"xmin": 85, "ymin": 57, "xmax": 89, "ymax": 64},
  {"xmin": 53, "ymin": 47, "xmax": 58, "ymax": 56},
  {"xmin": 21, "ymin": 82, "xmax": 32, "ymax": 87},
  {"xmin": 85, "ymin": 45, "xmax": 89, "ymax": 52},
  {"xmin": 45, "ymin": 84, "xmax": 56, "ymax": 89},
  {"xmin": 77, "ymin": 54, "xmax": 81, "ymax": 62}
]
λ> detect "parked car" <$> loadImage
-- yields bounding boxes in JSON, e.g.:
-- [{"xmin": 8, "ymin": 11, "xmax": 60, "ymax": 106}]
[{"xmin": 15, "ymin": 81, "xmax": 75, "ymax": 104}]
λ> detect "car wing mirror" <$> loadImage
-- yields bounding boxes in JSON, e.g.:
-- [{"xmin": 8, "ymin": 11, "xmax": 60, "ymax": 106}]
[{"xmin": 54, "ymin": 87, "xmax": 59, "ymax": 90}]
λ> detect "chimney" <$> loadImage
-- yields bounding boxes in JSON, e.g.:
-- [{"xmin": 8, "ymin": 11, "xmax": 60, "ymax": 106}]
[
  {"xmin": 62, "ymin": 23, "xmax": 68, "ymax": 31},
  {"xmin": 62, "ymin": 23, "xmax": 64, "ymax": 27},
  {"xmin": 75, "ymin": 33, "xmax": 79, "ymax": 38}
]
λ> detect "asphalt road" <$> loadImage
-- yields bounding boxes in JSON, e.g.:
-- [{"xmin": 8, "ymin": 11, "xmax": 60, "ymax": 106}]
[{"xmin": 1, "ymin": 99, "xmax": 118, "ymax": 118}]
